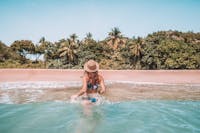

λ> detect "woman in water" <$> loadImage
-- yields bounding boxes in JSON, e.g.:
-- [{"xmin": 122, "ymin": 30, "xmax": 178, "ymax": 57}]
[{"xmin": 71, "ymin": 60, "xmax": 106, "ymax": 104}]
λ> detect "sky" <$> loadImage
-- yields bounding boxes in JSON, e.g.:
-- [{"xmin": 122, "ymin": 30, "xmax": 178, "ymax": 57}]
[{"xmin": 0, "ymin": 0, "xmax": 200, "ymax": 45}]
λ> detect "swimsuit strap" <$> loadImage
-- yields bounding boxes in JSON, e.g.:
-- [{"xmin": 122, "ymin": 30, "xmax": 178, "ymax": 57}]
[{"xmin": 87, "ymin": 82, "xmax": 98, "ymax": 90}]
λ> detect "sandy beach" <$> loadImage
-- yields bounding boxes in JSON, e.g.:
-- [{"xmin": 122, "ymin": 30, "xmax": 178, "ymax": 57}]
[
  {"xmin": 0, "ymin": 69, "xmax": 200, "ymax": 103},
  {"xmin": 0, "ymin": 69, "xmax": 200, "ymax": 84}
]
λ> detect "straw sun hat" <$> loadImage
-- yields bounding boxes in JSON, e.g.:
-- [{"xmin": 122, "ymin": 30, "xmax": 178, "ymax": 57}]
[{"xmin": 84, "ymin": 60, "xmax": 99, "ymax": 72}]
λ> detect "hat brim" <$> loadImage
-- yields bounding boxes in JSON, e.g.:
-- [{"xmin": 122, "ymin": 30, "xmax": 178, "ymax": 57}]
[{"xmin": 84, "ymin": 62, "xmax": 99, "ymax": 72}]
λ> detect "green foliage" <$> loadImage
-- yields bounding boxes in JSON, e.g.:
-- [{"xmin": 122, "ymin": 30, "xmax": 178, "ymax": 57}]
[
  {"xmin": 0, "ymin": 59, "xmax": 45, "ymax": 68},
  {"xmin": 77, "ymin": 41, "xmax": 110, "ymax": 68},
  {"xmin": 58, "ymin": 38, "xmax": 78, "ymax": 67},
  {"xmin": 1, "ymin": 30, "xmax": 200, "ymax": 69},
  {"xmin": 10, "ymin": 40, "xmax": 35, "ymax": 56},
  {"xmin": 0, "ymin": 41, "xmax": 21, "ymax": 62}
]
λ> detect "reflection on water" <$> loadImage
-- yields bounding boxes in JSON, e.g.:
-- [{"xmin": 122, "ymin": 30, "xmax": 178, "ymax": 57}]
[
  {"xmin": 0, "ymin": 101, "xmax": 200, "ymax": 133},
  {"xmin": 1, "ymin": 82, "xmax": 200, "ymax": 133},
  {"xmin": 0, "ymin": 82, "xmax": 200, "ymax": 104},
  {"xmin": 74, "ymin": 104, "xmax": 104, "ymax": 133}
]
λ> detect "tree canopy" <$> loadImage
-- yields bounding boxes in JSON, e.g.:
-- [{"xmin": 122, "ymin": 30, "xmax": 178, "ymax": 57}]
[{"xmin": 1, "ymin": 29, "xmax": 200, "ymax": 69}]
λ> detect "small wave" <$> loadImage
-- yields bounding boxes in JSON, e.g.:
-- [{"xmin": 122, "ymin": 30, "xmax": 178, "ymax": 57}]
[
  {"xmin": 1, "ymin": 81, "xmax": 199, "ymax": 90},
  {"xmin": 0, "ymin": 81, "xmax": 81, "ymax": 90},
  {"xmin": 69, "ymin": 94, "xmax": 113, "ymax": 105},
  {"xmin": 105, "ymin": 80, "xmax": 200, "ymax": 87},
  {"xmin": 0, "ymin": 93, "xmax": 13, "ymax": 104}
]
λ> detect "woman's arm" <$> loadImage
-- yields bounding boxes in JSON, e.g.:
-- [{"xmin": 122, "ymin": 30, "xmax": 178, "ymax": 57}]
[
  {"xmin": 76, "ymin": 76, "xmax": 87, "ymax": 96},
  {"xmin": 99, "ymin": 76, "xmax": 106, "ymax": 94}
]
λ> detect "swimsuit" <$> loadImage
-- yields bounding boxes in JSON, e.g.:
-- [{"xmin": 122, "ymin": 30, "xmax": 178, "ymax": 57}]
[
  {"xmin": 87, "ymin": 82, "xmax": 99, "ymax": 91},
  {"xmin": 82, "ymin": 82, "xmax": 99, "ymax": 102},
  {"xmin": 82, "ymin": 95, "xmax": 98, "ymax": 103}
]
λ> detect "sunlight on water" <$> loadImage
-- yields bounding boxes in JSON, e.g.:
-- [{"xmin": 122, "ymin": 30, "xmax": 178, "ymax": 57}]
[
  {"xmin": 0, "ymin": 101, "xmax": 200, "ymax": 133},
  {"xmin": 0, "ymin": 82, "xmax": 200, "ymax": 133}
]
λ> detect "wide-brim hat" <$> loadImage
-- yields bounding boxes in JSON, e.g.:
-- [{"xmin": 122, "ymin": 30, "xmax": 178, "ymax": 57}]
[{"xmin": 84, "ymin": 60, "xmax": 99, "ymax": 72}]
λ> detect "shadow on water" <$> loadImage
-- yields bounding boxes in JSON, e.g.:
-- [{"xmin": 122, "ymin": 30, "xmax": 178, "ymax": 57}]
[{"xmin": 74, "ymin": 104, "xmax": 104, "ymax": 133}]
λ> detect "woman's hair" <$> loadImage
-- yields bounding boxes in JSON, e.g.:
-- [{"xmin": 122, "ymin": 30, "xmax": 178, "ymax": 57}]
[{"xmin": 85, "ymin": 71, "xmax": 100, "ymax": 85}]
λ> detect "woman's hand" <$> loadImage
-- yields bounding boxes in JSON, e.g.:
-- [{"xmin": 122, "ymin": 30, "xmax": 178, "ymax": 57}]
[
  {"xmin": 71, "ymin": 94, "xmax": 78, "ymax": 99},
  {"xmin": 99, "ymin": 89, "xmax": 105, "ymax": 94}
]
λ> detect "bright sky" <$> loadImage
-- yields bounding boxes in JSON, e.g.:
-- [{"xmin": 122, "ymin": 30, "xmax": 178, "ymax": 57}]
[{"xmin": 0, "ymin": 0, "xmax": 200, "ymax": 45}]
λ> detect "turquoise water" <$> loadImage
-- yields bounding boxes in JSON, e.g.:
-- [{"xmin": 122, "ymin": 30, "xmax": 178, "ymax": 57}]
[{"xmin": 0, "ymin": 101, "xmax": 200, "ymax": 133}]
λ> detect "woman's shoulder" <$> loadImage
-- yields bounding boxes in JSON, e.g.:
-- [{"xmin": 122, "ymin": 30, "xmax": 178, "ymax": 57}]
[
  {"xmin": 82, "ymin": 74, "xmax": 89, "ymax": 80},
  {"xmin": 82, "ymin": 72, "xmax": 104, "ymax": 81},
  {"xmin": 98, "ymin": 74, "xmax": 104, "ymax": 81}
]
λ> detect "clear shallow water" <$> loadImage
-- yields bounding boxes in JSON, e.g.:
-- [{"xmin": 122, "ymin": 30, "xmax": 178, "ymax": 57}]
[
  {"xmin": 0, "ymin": 101, "xmax": 200, "ymax": 133},
  {"xmin": 1, "ymin": 82, "xmax": 200, "ymax": 104}
]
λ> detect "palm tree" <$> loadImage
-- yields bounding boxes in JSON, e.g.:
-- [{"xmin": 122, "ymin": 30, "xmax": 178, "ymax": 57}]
[
  {"xmin": 86, "ymin": 32, "xmax": 92, "ymax": 40},
  {"xmin": 70, "ymin": 34, "xmax": 78, "ymax": 43},
  {"xmin": 59, "ymin": 46, "xmax": 75, "ymax": 61},
  {"xmin": 58, "ymin": 40, "xmax": 77, "ymax": 67},
  {"xmin": 38, "ymin": 37, "xmax": 50, "ymax": 54},
  {"xmin": 38, "ymin": 37, "xmax": 56, "ymax": 67},
  {"xmin": 107, "ymin": 27, "xmax": 126, "ymax": 49},
  {"xmin": 132, "ymin": 37, "xmax": 143, "ymax": 69},
  {"xmin": 39, "ymin": 37, "xmax": 45, "ymax": 44},
  {"xmin": 134, "ymin": 37, "xmax": 142, "ymax": 57},
  {"xmin": 69, "ymin": 33, "xmax": 80, "ymax": 48},
  {"xmin": 83, "ymin": 32, "xmax": 96, "ymax": 44}
]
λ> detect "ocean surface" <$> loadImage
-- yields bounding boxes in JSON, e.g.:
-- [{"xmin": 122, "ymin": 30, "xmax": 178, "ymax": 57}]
[
  {"xmin": 0, "ymin": 100, "xmax": 200, "ymax": 133},
  {"xmin": 0, "ymin": 81, "xmax": 200, "ymax": 133}
]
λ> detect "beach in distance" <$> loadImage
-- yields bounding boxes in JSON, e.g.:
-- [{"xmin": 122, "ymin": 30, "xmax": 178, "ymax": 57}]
[
  {"xmin": 1, "ymin": 69, "xmax": 200, "ymax": 84},
  {"xmin": 1, "ymin": 1, "xmax": 200, "ymax": 133},
  {"xmin": 1, "ymin": 69, "xmax": 200, "ymax": 103}
]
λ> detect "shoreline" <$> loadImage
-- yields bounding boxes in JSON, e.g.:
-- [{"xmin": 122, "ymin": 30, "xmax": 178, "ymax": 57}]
[
  {"xmin": 1, "ymin": 69, "xmax": 200, "ymax": 103},
  {"xmin": 0, "ymin": 69, "xmax": 200, "ymax": 84}
]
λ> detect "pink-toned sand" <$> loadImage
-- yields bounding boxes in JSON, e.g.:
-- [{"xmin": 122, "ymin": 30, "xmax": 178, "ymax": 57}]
[
  {"xmin": 1, "ymin": 69, "xmax": 200, "ymax": 103},
  {"xmin": 0, "ymin": 69, "xmax": 200, "ymax": 84}
]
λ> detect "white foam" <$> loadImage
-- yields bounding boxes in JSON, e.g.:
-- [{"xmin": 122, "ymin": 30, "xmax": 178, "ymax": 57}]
[
  {"xmin": 0, "ymin": 93, "xmax": 13, "ymax": 104},
  {"xmin": 0, "ymin": 81, "xmax": 81, "ymax": 90},
  {"xmin": 25, "ymin": 89, "xmax": 44, "ymax": 94},
  {"xmin": 0, "ymin": 81, "xmax": 199, "ymax": 90},
  {"xmin": 105, "ymin": 80, "xmax": 200, "ymax": 87}
]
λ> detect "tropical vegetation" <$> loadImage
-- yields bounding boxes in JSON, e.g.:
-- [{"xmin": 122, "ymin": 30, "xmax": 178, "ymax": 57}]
[{"xmin": 0, "ymin": 28, "xmax": 200, "ymax": 69}]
